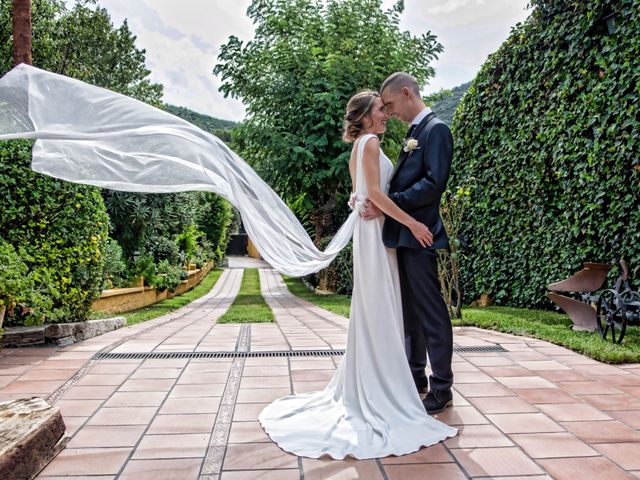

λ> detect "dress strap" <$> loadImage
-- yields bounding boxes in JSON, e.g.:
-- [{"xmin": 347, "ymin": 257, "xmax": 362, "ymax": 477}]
[{"xmin": 355, "ymin": 133, "xmax": 377, "ymax": 193}]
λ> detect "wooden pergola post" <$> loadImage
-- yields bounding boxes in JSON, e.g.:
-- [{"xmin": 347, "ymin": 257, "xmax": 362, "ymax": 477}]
[{"xmin": 12, "ymin": 0, "xmax": 32, "ymax": 66}]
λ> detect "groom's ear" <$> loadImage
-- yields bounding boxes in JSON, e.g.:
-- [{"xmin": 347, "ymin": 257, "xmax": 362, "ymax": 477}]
[{"xmin": 401, "ymin": 87, "xmax": 411, "ymax": 99}]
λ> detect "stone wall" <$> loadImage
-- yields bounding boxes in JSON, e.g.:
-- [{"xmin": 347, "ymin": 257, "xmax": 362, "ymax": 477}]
[{"xmin": 91, "ymin": 262, "xmax": 214, "ymax": 314}]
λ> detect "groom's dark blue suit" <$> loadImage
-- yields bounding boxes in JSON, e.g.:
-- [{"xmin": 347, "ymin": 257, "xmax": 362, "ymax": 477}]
[{"xmin": 382, "ymin": 111, "xmax": 454, "ymax": 393}]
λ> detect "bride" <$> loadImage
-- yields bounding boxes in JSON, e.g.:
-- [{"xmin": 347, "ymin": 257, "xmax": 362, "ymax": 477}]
[
  {"xmin": 0, "ymin": 65, "xmax": 456, "ymax": 460},
  {"xmin": 258, "ymin": 90, "xmax": 457, "ymax": 459}
]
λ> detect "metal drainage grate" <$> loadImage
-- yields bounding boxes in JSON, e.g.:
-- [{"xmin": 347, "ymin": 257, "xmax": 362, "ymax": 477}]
[
  {"xmin": 454, "ymin": 345, "xmax": 506, "ymax": 353},
  {"xmin": 94, "ymin": 345, "xmax": 505, "ymax": 360},
  {"xmin": 93, "ymin": 349, "xmax": 346, "ymax": 360}
]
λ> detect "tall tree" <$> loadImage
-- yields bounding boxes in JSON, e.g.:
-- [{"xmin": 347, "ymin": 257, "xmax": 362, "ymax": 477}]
[
  {"xmin": 215, "ymin": 0, "xmax": 442, "ymax": 240},
  {"xmin": 11, "ymin": 0, "xmax": 31, "ymax": 66}
]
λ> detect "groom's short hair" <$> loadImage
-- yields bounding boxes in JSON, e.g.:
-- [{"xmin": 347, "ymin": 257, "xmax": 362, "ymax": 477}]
[{"xmin": 380, "ymin": 72, "xmax": 420, "ymax": 96}]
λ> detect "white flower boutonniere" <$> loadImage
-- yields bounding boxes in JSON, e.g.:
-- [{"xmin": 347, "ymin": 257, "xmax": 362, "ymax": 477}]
[{"xmin": 403, "ymin": 138, "xmax": 420, "ymax": 153}]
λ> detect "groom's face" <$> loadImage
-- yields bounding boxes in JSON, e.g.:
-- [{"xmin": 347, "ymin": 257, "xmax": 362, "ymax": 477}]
[{"xmin": 381, "ymin": 87, "xmax": 411, "ymax": 123}]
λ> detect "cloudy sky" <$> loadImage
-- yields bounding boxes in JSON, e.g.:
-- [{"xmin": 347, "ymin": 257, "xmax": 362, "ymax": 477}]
[{"xmin": 92, "ymin": 0, "xmax": 531, "ymax": 122}]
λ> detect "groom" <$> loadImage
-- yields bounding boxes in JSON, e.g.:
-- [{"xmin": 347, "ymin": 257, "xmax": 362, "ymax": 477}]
[{"xmin": 364, "ymin": 72, "xmax": 454, "ymax": 415}]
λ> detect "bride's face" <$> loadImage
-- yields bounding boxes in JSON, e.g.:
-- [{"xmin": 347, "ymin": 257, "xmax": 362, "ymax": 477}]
[{"xmin": 365, "ymin": 97, "xmax": 388, "ymax": 135}]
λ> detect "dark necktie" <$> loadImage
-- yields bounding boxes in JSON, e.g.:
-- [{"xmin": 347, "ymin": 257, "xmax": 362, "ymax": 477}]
[{"xmin": 405, "ymin": 124, "xmax": 417, "ymax": 139}]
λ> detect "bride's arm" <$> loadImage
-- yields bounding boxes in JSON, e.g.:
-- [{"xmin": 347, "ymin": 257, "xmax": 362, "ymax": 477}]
[{"xmin": 361, "ymin": 137, "xmax": 433, "ymax": 247}]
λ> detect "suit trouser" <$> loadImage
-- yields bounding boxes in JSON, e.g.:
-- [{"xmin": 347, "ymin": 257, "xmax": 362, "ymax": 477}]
[{"xmin": 397, "ymin": 247, "xmax": 454, "ymax": 392}]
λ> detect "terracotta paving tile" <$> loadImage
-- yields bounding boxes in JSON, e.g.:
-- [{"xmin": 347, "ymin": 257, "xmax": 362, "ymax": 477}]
[
  {"xmin": 380, "ymin": 443, "xmax": 453, "ymax": 464},
  {"xmin": 433, "ymin": 406, "xmax": 488, "ymax": 426},
  {"xmin": 291, "ymin": 369, "xmax": 335, "ymax": 382},
  {"xmin": 618, "ymin": 386, "xmax": 640, "ymax": 397},
  {"xmin": 240, "ymin": 376, "xmax": 291, "ymax": 389},
  {"xmin": 63, "ymin": 416, "xmax": 89, "ymax": 436},
  {"xmin": 224, "ymin": 443, "xmax": 298, "ymax": 470},
  {"xmin": 39, "ymin": 447, "xmax": 132, "ymax": 476},
  {"xmin": 39, "ymin": 476, "xmax": 114, "ymax": 480},
  {"xmin": 68, "ymin": 425, "xmax": 147, "ymax": 448},
  {"xmin": 465, "ymin": 356, "xmax": 517, "ymax": 367},
  {"xmin": 573, "ymin": 364, "xmax": 630, "ymax": 376},
  {"xmin": 75, "ymin": 374, "xmax": 130, "ymax": 386},
  {"xmin": 178, "ymin": 372, "xmax": 229, "ymax": 384},
  {"xmin": 451, "ymin": 371, "xmax": 495, "ymax": 383},
  {"xmin": 147, "ymin": 413, "xmax": 216, "ymax": 434},
  {"xmin": 301, "ymin": 457, "xmax": 383, "ymax": 480},
  {"xmin": 119, "ymin": 458, "xmax": 203, "ymax": 480},
  {"xmin": 244, "ymin": 357, "xmax": 288, "ymax": 367},
  {"xmin": 536, "ymin": 402, "xmax": 612, "ymax": 422},
  {"xmin": 89, "ymin": 363, "xmax": 139, "ymax": 374},
  {"xmin": 452, "ymin": 362, "xmax": 480, "ymax": 372},
  {"xmin": 454, "ymin": 382, "xmax": 515, "ymax": 397},
  {"xmin": 384, "ymin": 463, "xmax": 467, "ymax": 480},
  {"xmin": 605, "ymin": 410, "xmax": 640, "ymax": 429},
  {"xmin": 444, "ymin": 424, "xmax": 513, "ymax": 448},
  {"xmin": 233, "ymin": 402, "xmax": 268, "ymax": 421},
  {"xmin": 57, "ymin": 399, "xmax": 104, "ymax": 417},
  {"xmin": 580, "ymin": 394, "xmax": 640, "ymax": 411},
  {"xmin": 561, "ymin": 420, "xmax": 640, "ymax": 443},
  {"xmin": 61, "ymin": 385, "xmax": 119, "ymax": 400},
  {"xmin": 558, "ymin": 381, "xmax": 622, "ymax": 395},
  {"xmin": 289, "ymin": 359, "xmax": 335, "ymax": 370},
  {"xmin": 451, "ymin": 446, "xmax": 544, "ymax": 477},
  {"xmin": 468, "ymin": 396, "xmax": 538, "ymax": 414},
  {"xmin": 503, "ymin": 352, "xmax": 550, "ymax": 361},
  {"xmin": 242, "ymin": 366, "xmax": 290, "ymax": 377},
  {"xmin": 0, "ymin": 355, "xmax": 47, "ymax": 365},
  {"xmin": 169, "ymin": 383, "xmax": 226, "ymax": 398},
  {"xmin": 220, "ymin": 470, "xmax": 300, "ymax": 480},
  {"xmin": 293, "ymin": 381, "xmax": 329, "ymax": 393},
  {"xmin": 142, "ymin": 358, "xmax": 190, "ymax": 368},
  {"xmin": 19, "ymin": 368, "xmax": 77, "ymax": 381},
  {"xmin": 236, "ymin": 388, "xmax": 292, "ymax": 403},
  {"xmin": 87, "ymin": 406, "xmax": 158, "ymax": 425},
  {"xmin": 487, "ymin": 413, "xmax": 564, "ymax": 434},
  {"xmin": 132, "ymin": 433, "xmax": 210, "ymax": 459},
  {"xmin": 129, "ymin": 368, "xmax": 183, "ymax": 379},
  {"xmin": 229, "ymin": 421, "xmax": 271, "ymax": 443},
  {"xmin": 538, "ymin": 456, "xmax": 635, "ymax": 480},
  {"xmin": 511, "ymin": 432, "xmax": 599, "ymax": 458},
  {"xmin": 159, "ymin": 396, "xmax": 221, "ymax": 414},
  {"xmin": 119, "ymin": 378, "xmax": 176, "ymax": 392},
  {"xmin": 536, "ymin": 370, "xmax": 591, "ymax": 382},
  {"xmin": 478, "ymin": 365, "xmax": 532, "ymax": 377},
  {"xmin": 0, "ymin": 379, "xmax": 62, "ymax": 393},
  {"xmin": 595, "ymin": 443, "xmax": 640, "ymax": 470},
  {"xmin": 496, "ymin": 376, "xmax": 558, "ymax": 389},
  {"xmin": 0, "ymin": 364, "xmax": 31, "ymax": 375},
  {"xmin": 518, "ymin": 360, "xmax": 571, "ymax": 371},
  {"xmin": 0, "ymin": 375, "xmax": 18, "ymax": 388},
  {"xmin": 514, "ymin": 388, "xmax": 579, "ymax": 404},
  {"xmin": 103, "ymin": 391, "xmax": 167, "ymax": 407}
]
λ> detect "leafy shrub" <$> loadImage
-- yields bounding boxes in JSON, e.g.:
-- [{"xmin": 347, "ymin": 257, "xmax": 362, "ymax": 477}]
[
  {"xmin": 0, "ymin": 140, "xmax": 109, "ymax": 322},
  {"xmin": 142, "ymin": 234, "xmax": 180, "ymax": 265},
  {"xmin": 102, "ymin": 238, "xmax": 128, "ymax": 289},
  {"xmin": 195, "ymin": 193, "xmax": 233, "ymax": 264},
  {"xmin": 451, "ymin": 0, "xmax": 640, "ymax": 308},
  {"xmin": 0, "ymin": 239, "xmax": 56, "ymax": 326},
  {"xmin": 312, "ymin": 238, "xmax": 353, "ymax": 295},
  {"xmin": 154, "ymin": 260, "xmax": 183, "ymax": 293}
]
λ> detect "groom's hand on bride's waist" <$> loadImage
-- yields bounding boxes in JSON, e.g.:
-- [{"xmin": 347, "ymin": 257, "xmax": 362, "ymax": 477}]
[{"xmin": 361, "ymin": 199, "xmax": 383, "ymax": 220}]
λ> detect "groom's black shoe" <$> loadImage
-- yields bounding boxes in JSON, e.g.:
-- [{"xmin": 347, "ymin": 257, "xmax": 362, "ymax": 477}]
[
  {"xmin": 414, "ymin": 376, "xmax": 429, "ymax": 394},
  {"xmin": 423, "ymin": 389, "xmax": 453, "ymax": 415}
]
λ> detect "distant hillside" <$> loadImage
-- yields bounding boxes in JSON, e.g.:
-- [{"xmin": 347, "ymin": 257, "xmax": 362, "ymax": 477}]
[
  {"xmin": 430, "ymin": 81, "xmax": 472, "ymax": 126},
  {"xmin": 163, "ymin": 104, "xmax": 236, "ymax": 132}
]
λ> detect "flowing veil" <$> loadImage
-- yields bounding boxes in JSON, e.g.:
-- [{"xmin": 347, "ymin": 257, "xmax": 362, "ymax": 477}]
[{"xmin": 0, "ymin": 64, "xmax": 357, "ymax": 276}]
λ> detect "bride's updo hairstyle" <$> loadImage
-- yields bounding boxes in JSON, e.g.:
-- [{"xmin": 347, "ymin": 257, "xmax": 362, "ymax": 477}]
[{"xmin": 342, "ymin": 89, "xmax": 380, "ymax": 143}]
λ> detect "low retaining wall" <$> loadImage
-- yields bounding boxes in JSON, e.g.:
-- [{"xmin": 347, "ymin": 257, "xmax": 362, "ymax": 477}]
[{"xmin": 91, "ymin": 262, "xmax": 214, "ymax": 314}]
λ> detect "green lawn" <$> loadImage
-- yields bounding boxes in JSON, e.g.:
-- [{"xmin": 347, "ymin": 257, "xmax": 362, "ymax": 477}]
[
  {"xmin": 91, "ymin": 268, "xmax": 223, "ymax": 326},
  {"xmin": 217, "ymin": 268, "xmax": 275, "ymax": 323},
  {"xmin": 282, "ymin": 277, "xmax": 640, "ymax": 364},
  {"xmin": 283, "ymin": 275, "xmax": 351, "ymax": 317}
]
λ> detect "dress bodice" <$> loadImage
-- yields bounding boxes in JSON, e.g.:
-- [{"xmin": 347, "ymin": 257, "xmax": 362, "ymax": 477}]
[{"xmin": 353, "ymin": 133, "xmax": 394, "ymax": 199}]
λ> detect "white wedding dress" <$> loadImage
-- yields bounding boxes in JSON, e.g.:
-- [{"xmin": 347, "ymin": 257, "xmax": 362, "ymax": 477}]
[{"xmin": 259, "ymin": 134, "xmax": 457, "ymax": 459}]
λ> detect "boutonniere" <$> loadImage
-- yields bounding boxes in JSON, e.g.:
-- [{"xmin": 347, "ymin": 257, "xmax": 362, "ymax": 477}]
[{"xmin": 402, "ymin": 138, "xmax": 420, "ymax": 153}]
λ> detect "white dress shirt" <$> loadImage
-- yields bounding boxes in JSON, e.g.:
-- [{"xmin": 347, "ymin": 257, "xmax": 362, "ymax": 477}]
[{"xmin": 411, "ymin": 107, "xmax": 433, "ymax": 125}]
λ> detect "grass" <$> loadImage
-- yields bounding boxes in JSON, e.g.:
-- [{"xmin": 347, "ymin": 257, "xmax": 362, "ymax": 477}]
[
  {"xmin": 217, "ymin": 268, "xmax": 275, "ymax": 323},
  {"xmin": 282, "ymin": 275, "xmax": 351, "ymax": 317},
  {"xmin": 91, "ymin": 268, "xmax": 224, "ymax": 326},
  {"xmin": 282, "ymin": 277, "xmax": 640, "ymax": 364}
]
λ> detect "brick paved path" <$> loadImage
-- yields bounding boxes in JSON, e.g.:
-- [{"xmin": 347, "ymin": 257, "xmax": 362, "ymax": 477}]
[{"xmin": 1, "ymin": 267, "xmax": 640, "ymax": 479}]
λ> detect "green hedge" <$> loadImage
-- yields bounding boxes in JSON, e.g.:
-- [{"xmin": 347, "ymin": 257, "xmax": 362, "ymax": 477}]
[
  {"xmin": 452, "ymin": 0, "xmax": 639, "ymax": 308},
  {"xmin": 0, "ymin": 140, "xmax": 109, "ymax": 323}
]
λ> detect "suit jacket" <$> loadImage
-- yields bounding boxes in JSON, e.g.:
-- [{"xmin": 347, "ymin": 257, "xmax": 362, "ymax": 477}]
[{"xmin": 382, "ymin": 113, "xmax": 453, "ymax": 250}]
